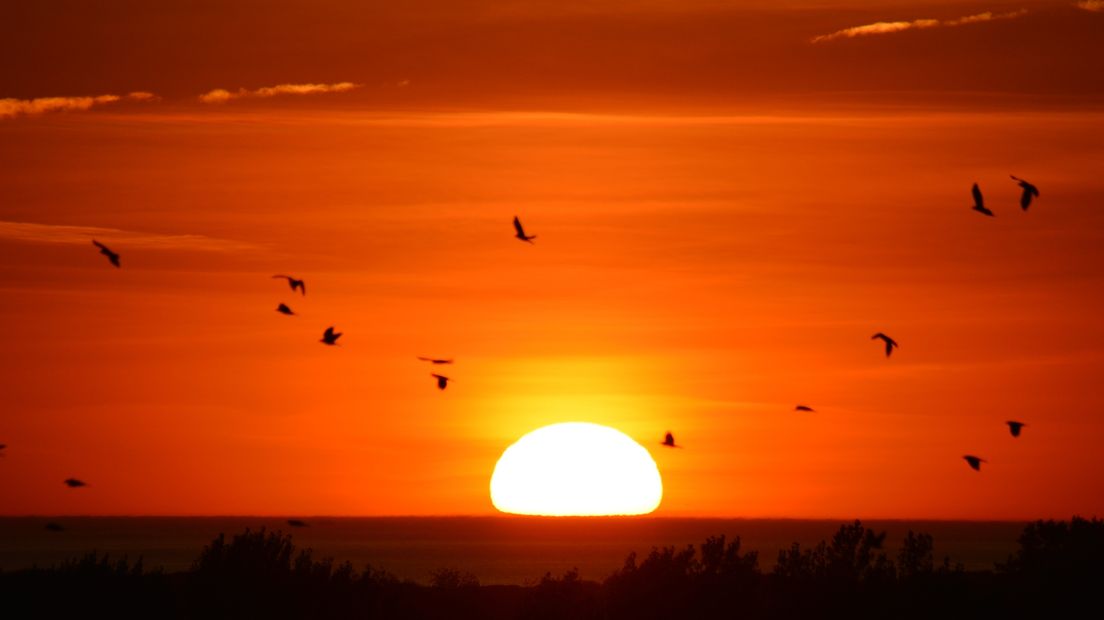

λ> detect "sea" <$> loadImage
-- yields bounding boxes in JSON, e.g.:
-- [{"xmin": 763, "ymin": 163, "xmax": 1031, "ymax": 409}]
[{"xmin": 0, "ymin": 517, "xmax": 1026, "ymax": 585}]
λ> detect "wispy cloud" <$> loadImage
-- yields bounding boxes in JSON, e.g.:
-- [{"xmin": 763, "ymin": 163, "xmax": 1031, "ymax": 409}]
[
  {"xmin": 1076, "ymin": 1, "xmax": 1104, "ymax": 11},
  {"xmin": 811, "ymin": 9, "xmax": 1028, "ymax": 44},
  {"xmin": 198, "ymin": 82, "xmax": 361, "ymax": 104},
  {"xmin": 0, "ymin": 221, "xmax": 258, "ymax": 253},
  {"xmin": 2, "ymin": 82, "xmax": 362, "ymax": 118},
  {"xmin": 0, "ymin": 92, "xmax": 158, "ymax": 119}
]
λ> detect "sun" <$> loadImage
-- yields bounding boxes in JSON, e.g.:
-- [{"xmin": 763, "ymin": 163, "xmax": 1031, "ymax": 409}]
[{"xmin": 490, "ymin": 422, "xmax": 663, "ymax": 516}]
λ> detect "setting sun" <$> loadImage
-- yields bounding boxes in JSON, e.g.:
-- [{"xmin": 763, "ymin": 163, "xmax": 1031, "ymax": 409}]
[{"xmin": 490, "ymin": 423, "xmax": 663, "ymax": 516}]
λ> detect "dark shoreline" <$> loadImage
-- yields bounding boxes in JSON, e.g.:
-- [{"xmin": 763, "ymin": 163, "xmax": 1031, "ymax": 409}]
[
  {"xmin": 2, "ymin": 517, "xmax": 1100, "ymax": 619},
  {"xmin": 0, "ymin": 516, "xmax": 1028, "ymax": 578}
]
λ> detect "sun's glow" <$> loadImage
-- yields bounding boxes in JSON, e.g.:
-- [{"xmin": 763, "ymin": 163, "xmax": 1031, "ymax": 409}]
[{"xmin": 490, "ymin": 422, "xmax": 663, "ymax": 516}]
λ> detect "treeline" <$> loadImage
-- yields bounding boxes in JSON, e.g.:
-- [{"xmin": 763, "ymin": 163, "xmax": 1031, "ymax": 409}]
[{"xmin": 1, "ymin": 517, "xmax": 1101, "ymax": 619}]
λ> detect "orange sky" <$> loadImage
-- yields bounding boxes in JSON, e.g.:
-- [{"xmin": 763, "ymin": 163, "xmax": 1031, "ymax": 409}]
[{"xmin": 1, "ymin": 1, "xmax": 1103, "ymax": 519}]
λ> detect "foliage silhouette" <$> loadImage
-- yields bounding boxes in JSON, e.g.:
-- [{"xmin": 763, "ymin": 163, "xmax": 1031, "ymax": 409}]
[{"xmin": 1, "ymin": 517, "xmax": 1101, "ymax": 619}]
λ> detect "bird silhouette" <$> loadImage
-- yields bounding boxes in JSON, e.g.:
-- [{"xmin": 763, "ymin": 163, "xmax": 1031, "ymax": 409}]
[
  {"xmin": 871, "ymin": 332, "xmax": 899, "ymax": 357},
  {"xmin": 963, "ymin": 455, "xmax": 986, "ymax": 471},
  {"xmin": 971, "ymin": 183, "xmax": 994, "ymax": 217},
  {"xmin": 92, "ymin": 240, "xmax": 120, "ymax": 267},
  {"xmin": 287, "ymin": 519, "xmax": 309, "ymax": 528},
  {"xmin": 63, "ymin": 478, "xmax": 87, "ymax": 488},
  {"xmin": 273, "ymin": 275, "xmax": 306, "ymax": 295},
  {"xmin": 276, "ymin": 303, "xmax": 295, "ymax": 316},
  {"xmin": 44, "ymin": 522, "xmax": 65, "ymax": 532},
  {"xmin": 1006, "ymin": 421, "xmax": 1026, "ymax": 438},
  {"xmin": 320, "ymin": 326, "xmax": 342, "ymax": 345},
  {"xmin": 431, "ymin": 374, "xmax": 450, "ymax": 390},
  {"xmin": 1010, "ymin": 175, "xmax": 1039, "ymax": 211},
  {"xmin": 513, "ymin": 216, "xmax": 537, "ymax": 243},
  {"xmin": 0, "ymin": 443, "xmax": 6, "ymax": 457},
  {"xmin": 418, "ymin": 357, "xmax": 454, "ymax": 365},
  {"xmin": 661, "ymin": 432, "xmax": 680, "ymax": 448},
  {"xmin": 794, "ymin": 405, "xmax": 815, "ymax": 412}
]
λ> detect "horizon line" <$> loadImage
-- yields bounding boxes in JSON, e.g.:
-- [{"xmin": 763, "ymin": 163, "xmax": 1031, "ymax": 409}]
[{"xmin": 0, "ymin": 514, "xmax": 1068, "ymax": 523}]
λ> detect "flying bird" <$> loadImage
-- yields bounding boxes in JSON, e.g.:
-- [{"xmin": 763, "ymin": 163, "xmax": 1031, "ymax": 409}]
[
  {"xmin": 276, "ymin": 303, "xmax": 295, "ymax": 316},
  {"xmin": 661, "ymin": 432, "xmax": 680, "ymax": 448},
  {"xmin": 287, "ymin": 519, "xmax": 309, "ymax": 528},
  {"xmin": 1006, "ymin": 421, "xmax": 1026, "ymax": 438},
  {"xmin": 431, "ymin": 374, "xmax": 450, "ymax": 390},
  {"xmin": 63, "ymin": 478, "xmax": 87, "ymax": 488},
  {"xmin": 871, "ymin": 332, "xmax": 899, "ymax": 357},
  {"xmin": 963, "ymin": 455, "xmax": 986, "ymax": 471},
  {"xmin": 273, "ymin": 275, "xmax": 306, "ymax": 295},
  {"xmin": 794, "ymin": 405, "xmax": 815, "ymax": 412},
  {"xmin": 44, "ymin": 522, "xmax": 65, "ymax": 532},
  {"xmin": 417, "ymin": 357, "xmax": 454, "ymax": 365},
  {"xmin": 92, "ymin": 240, "xmax": 120, "ymax": 267},
  {"xmin": 971, "ymin": 183, "xmax": 994, "ymax": 217},
  {"xmin": 513, "ymin": 216, "xmax": 537, "ymax": 243},
  {"xmin": 1010, "ymin": 175, "xmax": 1039, "ymax": 211},
  {"xmin": 320, "ymin": 326, "xmax": 342, "ymax": 345}
]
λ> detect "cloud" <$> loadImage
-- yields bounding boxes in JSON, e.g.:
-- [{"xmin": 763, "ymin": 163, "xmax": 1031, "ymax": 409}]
[
  {"xmin": 1077, "ymin": 1, "xmax": 1104, "ymax": 11},
  {"xmin": 0, "ymin": 221, "xmax": 258, "ymax": 253},
  {"xmin": 198, "ymin": 82, "xmax": 361, "ymax": 104},
  {"xmin": 0, "ymin": 92, "xmax": 157, "ymax": 119},
  {"xmin": 811, "ymin": 9, "xmax": 1028, "ymax": 43},
  {"xmin": 125, "ymin": 91, "xmax": 160, "ymax": 102},
  {"xmin": 1, "ymin": 81, "xmax": 360, "ymax": 117}
]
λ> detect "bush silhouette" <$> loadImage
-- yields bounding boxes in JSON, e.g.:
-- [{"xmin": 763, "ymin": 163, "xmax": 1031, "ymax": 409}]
[
  {"xmin": 604, "ymin": 535, "xmax": 762, "ymax": 620},
  {"xmin": 520, "ymin": 569, "xmax": 602, "ymax": 620},
  {"xmin": 3, "ymin": 517, "xmax": 1102, "ymax": 619},
  {"xmin": 897, "ymin": 530, "xmax": 934, "ymax": 579},
  {"xmin": 998, "ymin": 516, "xmax": 1104, "ymax": 615}
]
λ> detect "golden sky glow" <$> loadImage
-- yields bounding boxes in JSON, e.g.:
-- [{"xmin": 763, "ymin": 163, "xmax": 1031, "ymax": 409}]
[{"xmin": 1, "ymin": 1, "xmax": 1103, "ymax": 519}]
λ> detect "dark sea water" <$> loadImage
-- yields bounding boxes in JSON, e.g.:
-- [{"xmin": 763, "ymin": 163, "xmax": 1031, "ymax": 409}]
[{"xmin": 0, "ymin": 517, "xmax": 1025, "ymax": 585}]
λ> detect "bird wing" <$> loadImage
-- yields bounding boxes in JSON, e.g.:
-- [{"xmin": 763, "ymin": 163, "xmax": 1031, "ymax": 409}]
[
  {"xmin": 513, "ymin": 216, "xmax": 526, "ymax": 237},
  {"xmin": 92, "ymin": 240, "xmax": 109, "ymax": 252},
  {"xmin": 324, "ymin": 327, "xmax": 335, "ymax": 338},
  {"xmin": 273, "ymin": 275, "xmax": 291, "ymax": 281},
  {"xmin": 1011, "ymin": 176, "xmax": 1040, "ymax": 197},
  {"xmin": 971, "ymin": 183, "xmax": 983, "ymax": 207},
  {"xmin": 298, "ymin": 281, "xmax": 306, "ymax": 295}
]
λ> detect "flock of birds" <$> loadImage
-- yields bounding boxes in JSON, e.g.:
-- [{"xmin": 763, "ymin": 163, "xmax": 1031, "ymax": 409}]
[
  {"xmin": 5, "ymin": 216, "xmax": 547, "ymax": 529},
  {"xmin": 658, "ymin": 176, "xmax": 1041, "ymax": 470},
  {"xmin": 1, "ymin": 177, "xmax": 1045, "ymax": 528},
  {"xmin": 971, "ymin": 175, "xmax": 1040, "ymax": 217}
]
